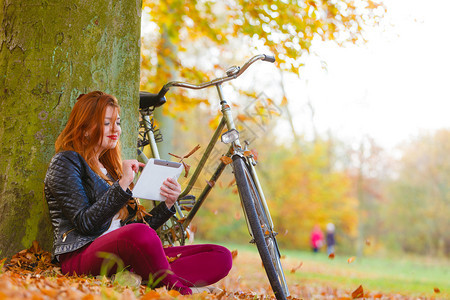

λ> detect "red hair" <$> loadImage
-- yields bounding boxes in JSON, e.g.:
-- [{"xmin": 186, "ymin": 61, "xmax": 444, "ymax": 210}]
[{"xmin": 55, "ymin": 91, "xmax": 123, "ymax": 182}]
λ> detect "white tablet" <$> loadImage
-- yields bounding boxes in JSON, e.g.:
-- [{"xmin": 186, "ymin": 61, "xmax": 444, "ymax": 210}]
[{"xmin": 132, "ymin": 158, "xmax": 183, "ymax": 201}]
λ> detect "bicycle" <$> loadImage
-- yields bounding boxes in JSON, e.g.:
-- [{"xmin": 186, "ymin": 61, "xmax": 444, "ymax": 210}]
[{"xmin": 137, "ymin": 54, "xmax": 290, "ymax": 300}]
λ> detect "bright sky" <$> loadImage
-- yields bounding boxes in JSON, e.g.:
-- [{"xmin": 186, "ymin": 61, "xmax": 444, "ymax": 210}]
[{"xmin": 282, "ymin": 0, "xmax": 450, "ymax": 150}]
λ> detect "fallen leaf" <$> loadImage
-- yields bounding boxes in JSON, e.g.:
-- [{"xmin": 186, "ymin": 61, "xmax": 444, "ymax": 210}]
[
  {"xmin": 365, "ymin": 239, "xmax": 371, "ymax": 246},
  {"xmin": 290, "ymin": 262, "xmax": 303, "ymax": 273},
  {"xmin": 181, "ymin": 205, "xmax": 192, "ymax": 212},
  {"xmin": 328, "ymin": 253, "xmax": 335, "ymax": 259},
  {"xmin": 168, "ymin": 145, "xmax": 200, "ymax": 178},
  {"xmin": 351, "ymin": 285, "xmax": 364, "ymax": 299},
  {"xmin": 220, "ymin": 156, "xmax": 233, "ymax": 165},
  {"xmin": 243, "ymin": 150, "xmax": 253, "ymax": 157},
  {"xmin": 434, "ymin": 287, "xmax": 440, "ymax": 293},
  {"xmin": 189, "ymin": 224, "xmax": 197, "ymax": 233},
  {"xmin": 227, "ymin": 178, "xmax": 236, "ymax": 187},
  {"xmin": 231, "ymin": 250, "xmax": 239, "ymax": 260},
  {"xmin": 32, "ymin": 240, "xmax": 41, "ymax": 253},
  {"xmin": 166, "ymin": 253, "xmax": 182, "ymax": 263},
  {"xmin": 347, "ymin": 256, "xmax": 356, "ymax": 264},
  {"xmin": 141, "ymin": 290, "xmax": 161, "ymax": 299},
  {"xmin": 167, "ymin": 289, "xmax": 181, "ymax": 297}
]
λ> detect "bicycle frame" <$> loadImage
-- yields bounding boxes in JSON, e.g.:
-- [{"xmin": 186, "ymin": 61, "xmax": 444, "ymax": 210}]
[
  {"xmin": 138, "ymin": 54, "xmax": 290, "ymax": 299},
  {"xmin": 139, "ymin": 54, "xmax": 277, "ymax": 233}
]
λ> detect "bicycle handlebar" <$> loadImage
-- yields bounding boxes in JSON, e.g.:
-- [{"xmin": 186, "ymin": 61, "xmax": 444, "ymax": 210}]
[{"xmin": 157, "ymin": 54, "xmax": 275, "ymax": 99}]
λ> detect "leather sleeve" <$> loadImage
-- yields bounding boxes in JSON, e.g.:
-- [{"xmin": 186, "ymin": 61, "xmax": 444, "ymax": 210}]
[
  {"xmin": 45, "ymin": 151, "xmax": 132, "ymax": 235},
  {"xmin": 143, "ymin": 202, "xmax": 176, "ymax": 230}
]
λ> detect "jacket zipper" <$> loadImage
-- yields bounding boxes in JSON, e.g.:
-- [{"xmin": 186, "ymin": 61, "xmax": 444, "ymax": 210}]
[
  {"xmin": 62, "ymin": 228, "xmax": 75, "ymax": 242},
  {"xmin": 61, "ymin": 217, "xmax": 115, "ymax": 242}
]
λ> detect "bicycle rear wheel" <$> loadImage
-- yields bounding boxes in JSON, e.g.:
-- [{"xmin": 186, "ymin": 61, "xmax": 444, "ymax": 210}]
[
  {"xmin": 156, "ymin": 216, "xmax": 185, "ymax": 246},
  {"xmin": 232, "ymin": 156, "xmax": 289, "ymax": 300}
]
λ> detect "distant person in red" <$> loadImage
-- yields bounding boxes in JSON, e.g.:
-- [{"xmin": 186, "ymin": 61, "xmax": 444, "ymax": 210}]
[{"xmin": 310, "ymin": 224, "xmax": 324, "ymax": 253}]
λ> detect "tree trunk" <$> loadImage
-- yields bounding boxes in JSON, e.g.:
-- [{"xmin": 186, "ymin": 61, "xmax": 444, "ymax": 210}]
[{"xmin": 0, "ymin": 0, "xmax": 141, "ymax": 258}]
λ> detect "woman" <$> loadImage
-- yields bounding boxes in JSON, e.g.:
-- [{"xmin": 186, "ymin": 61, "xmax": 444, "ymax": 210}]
[{"xmin": 44, "ymin": 91, "xmax": 232, "ymax": 295}]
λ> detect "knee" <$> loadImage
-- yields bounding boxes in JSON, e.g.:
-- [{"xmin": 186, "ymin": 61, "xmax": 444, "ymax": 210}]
[
  {"xmin": 209, "ymin": 244, "xmax": 233, "ymax": 275},
  {"xmin": 117, "ymin": 223, "xmax": 161, "ymax": 248}
]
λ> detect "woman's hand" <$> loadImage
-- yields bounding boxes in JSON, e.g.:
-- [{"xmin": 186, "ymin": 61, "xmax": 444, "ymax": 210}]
[
  {"xmin": 160, "ymin": 177, "xmax": 181, "ymax": 209},
  {"xmin": 119, "ymin": 160, "xmax": 145, "ymax": 191}
]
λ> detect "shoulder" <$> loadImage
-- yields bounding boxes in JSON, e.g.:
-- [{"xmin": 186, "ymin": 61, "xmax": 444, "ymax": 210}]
[
  {"xmin": 50, "ymin": 151, "xmax": 84, "ymax": 165},
  {"xmin": 47, "ymin": 151, "xmax": 87, "ymax": 177}
]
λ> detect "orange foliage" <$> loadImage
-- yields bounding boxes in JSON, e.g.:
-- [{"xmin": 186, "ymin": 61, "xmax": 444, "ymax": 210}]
[{"xmin": 264, "ymin": 141, "xmax": 358, "ymax": 250}]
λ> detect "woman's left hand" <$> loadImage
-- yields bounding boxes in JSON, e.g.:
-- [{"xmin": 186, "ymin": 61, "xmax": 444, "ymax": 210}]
[{"xmin": 160, "ymin": 178, "xmax": 181, "ymax": 209}]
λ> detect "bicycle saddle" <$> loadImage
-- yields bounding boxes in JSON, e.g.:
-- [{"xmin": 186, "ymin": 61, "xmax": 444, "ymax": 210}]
[{"xmin": 139, "ymin": 91, "xmax": 166, "ymax": 109}]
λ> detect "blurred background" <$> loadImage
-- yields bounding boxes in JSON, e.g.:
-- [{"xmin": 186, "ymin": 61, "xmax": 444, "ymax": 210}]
[{"xmin": 139, "ymin": 0, "xmax": 449, "ymax": 259}]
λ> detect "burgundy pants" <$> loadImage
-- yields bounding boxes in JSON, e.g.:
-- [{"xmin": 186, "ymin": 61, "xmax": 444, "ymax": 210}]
[{"xmin": 59, "ymin": 223, "xmax": 232, "ymax": 295}]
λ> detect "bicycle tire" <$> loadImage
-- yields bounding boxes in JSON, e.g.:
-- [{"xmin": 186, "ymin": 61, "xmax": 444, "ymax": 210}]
[{"xmin": 232, "ymin": 156, "xmax": 289, "ymax": 300}]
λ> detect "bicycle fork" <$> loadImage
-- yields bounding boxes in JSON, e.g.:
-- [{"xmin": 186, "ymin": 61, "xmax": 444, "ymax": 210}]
[{"xmin": 216, "ymin": 83, "xmax": 277, "ymax": 240}]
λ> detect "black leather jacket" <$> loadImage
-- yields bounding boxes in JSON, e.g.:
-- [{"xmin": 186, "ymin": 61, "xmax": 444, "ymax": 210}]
[{"xmin": 44, "ymin": 151, "xmax": 175, "ymax": 257}]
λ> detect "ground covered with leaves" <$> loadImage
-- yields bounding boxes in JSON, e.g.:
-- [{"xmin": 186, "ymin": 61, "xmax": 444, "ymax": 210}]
[{"xmin": 0, "ymin": 242, "xmax": 444, "ymax": 299}]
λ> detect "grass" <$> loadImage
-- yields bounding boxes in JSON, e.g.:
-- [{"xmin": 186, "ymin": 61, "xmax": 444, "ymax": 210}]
[
  {"xmin": 202, "ymin": 240, "xmax": 449, "ymax": 299},
  {"xmin": 291, "ymin": 249, "xmax": 448, "ymax": 296}
]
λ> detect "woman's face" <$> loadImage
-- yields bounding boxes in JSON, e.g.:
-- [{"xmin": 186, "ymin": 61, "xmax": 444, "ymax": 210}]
[{"xmin": 97, "ymin": 105, "xmax": 121, "ymax": 153}]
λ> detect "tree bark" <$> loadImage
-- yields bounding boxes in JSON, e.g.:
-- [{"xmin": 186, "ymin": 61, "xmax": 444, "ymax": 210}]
[{"xmin": 0, "ymin": 0, "xmax": 142, "ymax": 258}]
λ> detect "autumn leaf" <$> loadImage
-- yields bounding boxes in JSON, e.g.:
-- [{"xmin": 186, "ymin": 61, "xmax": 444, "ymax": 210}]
[
  {"xmin": 181, "ymin": 205, "xmax": 193, "ymax": 212},
  {"xmin": 206, "ymin": 180, "xmax": 215, "ymax": 187},
  {"xmin": 168, "ymin": 144, "xmax": 200, "ymax": 177},
  {"xmin": 220, "ymin": 156, "xmax": 233, "ymax": 165},
  {"xmin": 189, "ymin": 224, "xmax": 197, "ymax": 233},
  {"xmin": 167, "ymin": 289, "xmax": 181, "ymax": 297},
  {"xmin": 181, "ymin": 161, "xmax": 191, "ymax": 178},
  {"xmin": 433, "ymin": 287, "xmax": 440, "ymax": 293},
  {"xmin": 31, "ymin": 240, "xmax": 41, "ymax": 253},
  {"xmin": 243, "ymin": 150, "xmax": 253, "ymax": 157},
  {"xmin": 141, "ymin": 290, "xmax": 161, "ymax": 299},
  {"xmin": 231, "ymin": 250, "xmax": 239, "ymax": 260},
  {"xmin": 166, "ymin": 253, "xmax": 182, "ymax": 263},
  {"xmin": 351, "ymin": 285, "xmax": 364, "ymax": 299},
  {"xmin": 328, "ymin": 253, "xmax": 335, "ymax": 259},
  {"xmin": 290, "ymin": 262, "xmax": 303, "ymax": 273},
  {"xmin": 347, "ymin": 256, "xmax": 356, "ymax": 264},
  {"xmin": 227, "ymin": 178, "xmax": 236, "ymax": 187}
]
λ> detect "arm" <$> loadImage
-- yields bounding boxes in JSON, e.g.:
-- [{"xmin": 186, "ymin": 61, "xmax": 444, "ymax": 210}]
[
  {"xmin": 46, "ymin": 152, "xmax": 132, "ymax": 235},
  {"xmin": 144, "ymin": 202, "xmax": 176, "ymax": 230}
]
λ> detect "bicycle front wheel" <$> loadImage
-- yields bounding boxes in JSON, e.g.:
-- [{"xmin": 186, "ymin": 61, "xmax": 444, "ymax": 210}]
[{"xmin": 232, "ymin": 156, "xmax": 289, "ymax": 300}]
